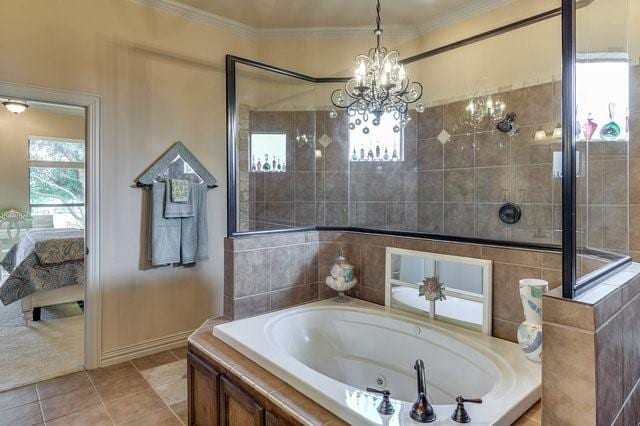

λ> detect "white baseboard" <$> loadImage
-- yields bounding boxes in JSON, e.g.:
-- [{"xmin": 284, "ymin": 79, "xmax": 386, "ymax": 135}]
[{"xmin": 100, "ymin": 329, "xmax": 194, "ymax": 367}]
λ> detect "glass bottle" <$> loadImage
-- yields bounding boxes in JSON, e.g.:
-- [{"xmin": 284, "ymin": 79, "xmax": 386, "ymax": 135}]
[
  {"xmin": 351, "ymin": 148, "xmax": 358, "ymax": 161},
  {"xmin": 256, "ymin": 159, "xmax": 262, "ymax": 171},
  {"xmin": 359, "ymin": 144, "xmax": 365, "ymax": 160},
  {"xmin": 367, "ymin": 142, "xmax": 374, "ymax": 161},
  {"xmin": 375, "ymin": 143, "xmax": 380, "ymax": 159},
  {"xmin": 263, "ymin": 153, "xmax": 271, "ymax": 171},
  {"xmin": 251, "ymin": 155, "xmax": 256, "ymax": 171},
  {"xmin": 583, "ymin": 113, "xmax": 598, "ymax": 140},
  {"xmin": 383, "ymin": 147, "xmax": 389, "ymax": 161},
  {"xmin": 600, "ymin": 102, "xmax": 621, "ymax": 140},
  {"xmin": 392, "ymin": 144, "xmax": 398, "ymax": 161},
  {"xmin": 277, "ymin": 158, "xmax": 281, "ymax": 171},
  {"xmin": 272, "ymin": 155, "xmax": 276, "ymax": 170}
]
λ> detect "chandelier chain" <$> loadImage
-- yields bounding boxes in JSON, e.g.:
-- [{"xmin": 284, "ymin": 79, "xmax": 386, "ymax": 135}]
[{"xmin": 375, "ymin": 0, "xmax": 381, "ymax": 49}]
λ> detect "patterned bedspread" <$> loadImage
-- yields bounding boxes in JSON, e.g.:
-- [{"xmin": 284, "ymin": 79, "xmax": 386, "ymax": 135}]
[{"xmin": 0, "ymin": 230, "xmax": 85, "ymax": 306}]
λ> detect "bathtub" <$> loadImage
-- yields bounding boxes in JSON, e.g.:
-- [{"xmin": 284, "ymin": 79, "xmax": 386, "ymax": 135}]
[{"xmin": 213, "ymin": 299, "xmax": 540, "ymax": 425}]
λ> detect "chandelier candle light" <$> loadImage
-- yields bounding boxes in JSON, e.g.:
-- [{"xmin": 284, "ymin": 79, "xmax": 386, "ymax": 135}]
[{"xmin": 330, "ymin": 0, "xmax": 425, "ymax": 133}]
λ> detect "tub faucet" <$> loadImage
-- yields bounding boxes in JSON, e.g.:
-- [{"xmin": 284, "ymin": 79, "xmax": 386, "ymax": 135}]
[{"xmin": 410, "ymin": 359, "xmax": 436, "ymax": 423}]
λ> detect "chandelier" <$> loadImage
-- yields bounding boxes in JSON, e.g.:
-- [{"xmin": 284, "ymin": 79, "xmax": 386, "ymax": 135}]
[
  {"xmin": 462, "ymin": 94, "xmax": 506, "ymax": 130},
  {"xmin": 330, "ymin": 0, "xmax": 424, "ymax": 134}
]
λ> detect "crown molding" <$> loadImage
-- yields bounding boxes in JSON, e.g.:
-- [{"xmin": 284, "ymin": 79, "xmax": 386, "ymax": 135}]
[
  {"xmin": 417, "ymin": 0, "xmax": 515, "ymax": 35},
  {"xmin": 130, "ymin": 0, "xmax": 512, "ymax": 40}
]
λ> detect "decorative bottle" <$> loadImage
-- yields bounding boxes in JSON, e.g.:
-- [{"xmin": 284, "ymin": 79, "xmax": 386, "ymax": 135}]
[
  {"xmin": 517, "ymin": 279, "xmax": 548, "ymax": 363},
  {"xmin": 352, "ymin": 148, "xmax": 358, "ymax": 161},
  {"xmin": 262, "ymin": 154, "xmax": 270, "ymax": 171},
  {"xmin": 583, "ymin": 114, "xmax": 598, "ymax": 140},
  {"xmin": 600, "ymin": 102, "xmax": 621, "ymax": 140},
  {"xmin": 375, "ymin": 143, "xmax": 380, "ymax": 159},
  {"xmin": 360, "ymin": 144, "xmax": 365, "ymax": 160},
  {"xmin": 272, "ymin": 155, "xmax": 276, "ymax": 170},
  {"xmin": 256, "ymin": 159, "xmax": 262, "ymax": 171},
  {"xmin": 383, "ymin": 147, "xmax": 389, "ymax": 161}
]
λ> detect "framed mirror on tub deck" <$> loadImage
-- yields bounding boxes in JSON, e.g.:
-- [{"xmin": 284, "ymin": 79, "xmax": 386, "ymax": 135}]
[{"xmin": 385, "ymin": 247, "xmax": 492, "ymax": 335}]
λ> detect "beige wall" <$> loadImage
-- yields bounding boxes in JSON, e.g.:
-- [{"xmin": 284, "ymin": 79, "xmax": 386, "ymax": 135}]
[
  {"xmin": 0, "ymin": 108, "xmax": 85, "ymax": 211},
  {"xmin": 0, "ymin": 0, "xmax": 258, "ymax": 355}
]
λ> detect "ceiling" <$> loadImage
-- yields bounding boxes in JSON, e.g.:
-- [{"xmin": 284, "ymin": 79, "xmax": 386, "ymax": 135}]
[{"xmin": 171, "ymin": 0, "xmax": 514, "ymax": 33}]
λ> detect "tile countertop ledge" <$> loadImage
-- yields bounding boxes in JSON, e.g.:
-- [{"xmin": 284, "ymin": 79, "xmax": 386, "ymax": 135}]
[{"xmin": 188, "ymin": 315, "xmax": 542, "ymax": 425}]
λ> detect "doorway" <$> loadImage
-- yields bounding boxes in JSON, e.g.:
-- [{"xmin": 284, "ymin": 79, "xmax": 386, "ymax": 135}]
[{"xmin": 0, "ymin": 81, "xmax": 100, "ymax": 391}]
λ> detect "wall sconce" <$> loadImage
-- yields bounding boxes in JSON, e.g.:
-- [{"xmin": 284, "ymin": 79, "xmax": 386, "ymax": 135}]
[
  {"xmin": 315, "ymin": 149, "xmax": 323, "ymax": 159},
  {"xmin": 534, "ymin": 129, "xmax": 547, "ymax": 141},
  {"xmin": 2, "ymin": 99, "xmax": 29, "ymax": 114},
  {"xmin": 552, "ymin": 124, "xmax": 562, "ymax": 139}
]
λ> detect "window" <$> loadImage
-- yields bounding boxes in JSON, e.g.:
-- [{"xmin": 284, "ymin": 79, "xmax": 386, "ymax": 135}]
[
  {"xmin": 249, "ymin": 133, "xmax": 287, "ymax": 172},
  {"xmin": 576, "ymin": 58, "xmax": 629, "ymax": 141},
  {"xmin": 348, "ymin": 113, "xmax": 403, "ymax": 161},
  {"xmin": 28, "ymin": 137, "xmax": 85, "ymax": 228}
]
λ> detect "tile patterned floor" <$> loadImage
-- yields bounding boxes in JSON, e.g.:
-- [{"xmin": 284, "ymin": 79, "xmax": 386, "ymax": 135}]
[{"xmin": 0, "ymin": 347, "xmax": 188, "ymax": 426}]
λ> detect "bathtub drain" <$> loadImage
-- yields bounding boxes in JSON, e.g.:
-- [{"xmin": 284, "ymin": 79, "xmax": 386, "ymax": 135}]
[{"xmin": 375, "ymin": 375, "xmax": 387, "ymax": 388}]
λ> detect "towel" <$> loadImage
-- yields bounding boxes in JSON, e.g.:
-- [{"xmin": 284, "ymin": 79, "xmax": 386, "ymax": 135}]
[
  {"xmin": 34, "ymin": 237, "xmax": 84, "ymax": 265},
  {"xmin": 170, "ymin": 179, "xmax": 189, "ymax": 203},
  {"xmin": 164, "ymin": 180, "xmax": 194, "ymax": 218},
  {"xmin": 149, "ymin": 182, "xmax": 209, "ymax": 266}
]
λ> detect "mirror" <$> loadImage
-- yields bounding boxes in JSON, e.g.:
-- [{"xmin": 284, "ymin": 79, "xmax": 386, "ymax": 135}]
[{"xmin": 387, "ymin": 248, "xmax": 492, "ymax": 334}]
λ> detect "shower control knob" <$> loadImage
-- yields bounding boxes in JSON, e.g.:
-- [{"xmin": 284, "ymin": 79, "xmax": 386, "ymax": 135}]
[
  {"xmin": 451, "ymin": 395, "xmax": 482, "ymax": 423},
  {"xmin": 366, "ymin": 387, "xmax": 394, "ymax": 415}
]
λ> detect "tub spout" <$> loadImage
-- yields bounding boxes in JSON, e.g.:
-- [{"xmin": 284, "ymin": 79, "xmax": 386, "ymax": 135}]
[{"xmin": 410, "ymin": 359, "xmax": 436, "ymax": 423}]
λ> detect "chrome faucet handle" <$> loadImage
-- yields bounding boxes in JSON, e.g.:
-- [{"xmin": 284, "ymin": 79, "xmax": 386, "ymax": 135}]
[
  {"xmin": 451, "ymin": 395, "xmax": 483, "ymax": 423},
  {"xmin": 366, "ymin": 387, "xmax": 394, "ymax": 415},
  {"xmin": 410, "ymin": 360, "xmax": 436, "ymax": 423}
]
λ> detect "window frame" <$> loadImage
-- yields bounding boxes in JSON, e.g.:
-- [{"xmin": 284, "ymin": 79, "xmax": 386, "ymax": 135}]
[
  {"xmin": 347, "ymin": 113, "xmax": 405, "ymax": 162},
  {"xmin": 27, "ymin": 136, "xmax": 86, "ymax": 213},
  {"xmin": 248, "ymin": 131, "xmax": 288, "ymax": 172}
]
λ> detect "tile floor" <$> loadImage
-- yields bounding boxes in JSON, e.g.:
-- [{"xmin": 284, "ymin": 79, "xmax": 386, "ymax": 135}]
[{"xmin": 0, "ymin": 347, "xmax": 187, "ymax": 426}]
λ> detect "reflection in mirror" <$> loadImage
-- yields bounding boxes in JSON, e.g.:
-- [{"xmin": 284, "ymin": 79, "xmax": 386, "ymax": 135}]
[{"xmin": 386, "ymin": 248, "xmax": 492, "ymax": 334}]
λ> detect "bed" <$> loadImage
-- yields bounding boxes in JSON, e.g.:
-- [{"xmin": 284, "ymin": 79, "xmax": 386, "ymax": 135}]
[{"xmin": 0, "ymin": 229, "xmax": 85, "ymax": 325}]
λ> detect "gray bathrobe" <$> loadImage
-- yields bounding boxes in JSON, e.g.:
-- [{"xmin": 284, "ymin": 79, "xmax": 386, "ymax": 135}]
[{"xmin": 149, "ymin": 182, "xmax": 209, "ymax": 266}]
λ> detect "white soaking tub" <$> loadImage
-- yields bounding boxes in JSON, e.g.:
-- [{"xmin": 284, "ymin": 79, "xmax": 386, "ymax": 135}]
[{"xmin": 213, "ymin": 299, "xmax": 540, "ymax": 425}]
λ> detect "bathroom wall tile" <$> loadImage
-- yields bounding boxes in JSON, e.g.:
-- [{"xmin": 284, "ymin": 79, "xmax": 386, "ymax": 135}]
[
  {"xmin": 510, "ymin": 83, "xmax": 554, "ymax": 126},
  {"xmin": 418, "ymin": 170, "xmax": 444, "ymax": 202},
  {"xmin": 630, "ymin": 113, "xmax": 640, "ymax": 158},
  {"xmin": 481, "ymin": 246, "xmax": 542, "ymax": 267},
  {"xmin": 444, "ymin": 169, "xmax": 474, "ymax": 202},
  {"xmin": 263, "ymin": 173, "xmax": 294, "ymax": 202},
  {"xmin": 515, "ymin": 164, "xmax": 552, "ymax": 203},
  {"xmin": 510, "ymin": 125, "xmax": 556, "ymax": 165},
  {"xmin": 475, "ymin": 166, "xmax": 510, "ymax": 202},
  {"xmin": 417, "ymin": 202, "xmax": 444, "ymax": 234},
  {"xmin": 542, "ymin": 268, "xmax": 562, "ymax": 290},
  {"xmin": 444, "ymin": 134, "xmax": 474, "ymax": 169},
  {"xmin": 622, "ymin": 274, "xmax": 640, "ymax": 305},
  {"xmin": 359, "ymin": 286, "xmax": 385, "ymax": 305},
  {"xmin": 587, "ymin": 205, "xmax": 604, "ymax": 249},
  {"xmin": 433, "ymin": 241, "xmax": 481, "ymax": 258},
  {"xmin": 474, "ymin": 130, "xmax": 510, "ymax": 167},
  {"xmin": 395, "ymin": 172, "xmax": 418, "ymax": 202},
  {"xmin": 417, "ymin": 139, "xmax": 444, "ymax": 171},
  {"xmin": 351, "ymin": 202, "xmax": 387, "ymax": 228},
  {"xmin": 511, "ymin": 204, "xmax": 553, "ymax": 245},
  {"xmin": 361, "ymin": 234, "xmax": 394, "ymax": 248},
  {"xmin": 492, "ymin": 263, "xmax": 541, "ymax": 323},
  {"xmin": 233, "ymin": 250, "xmax": 271, "ymax": 298},
  {"xmin": 294, "ymin": 172, "xmax": 316, "ymax": 201},
  {"xmin": 630, "ymin": 206, "xmax": 640, "ymax": 252},
  {"xmin": 323, "ymin": 171, "xmax": 348, "ymax": 201},
  {"xmin": 324, "ymin": 202, "xmax": 348, "ymax": 226},
  {"xmin": 630, "ymin": 159, "xmax": 640, "ymax": 205},
  {"xmin": 603, "ymin": 159, "xmax": 628, "ymax": 205},
  {"xmin": 586, "ymin": 158, "xmax": 604, "ymax": 204},
  {"xmin": 270, "ymin": 285, "xmax": 308, "ymax": 311},
  {"xmin": 418, "ymin": 105, "xmax": 443, "ymax": 140},
  {"xmin": 595, "ymin": 313, "xmax": 624, "ymax": 425},
  {"xmin": 271, "ymin": 245, "xmax": 306, "ymax": 290},
  {"xmin": 223, "ymin": 296, "xmax": 233, "ymax": 319},
  {"xmin": 233, "ymin": 294, "xmax": 270, "ymax": 320},
  {"xmin": 261, "ymin": 201, "xmax": 295, "ymax": 226},
  {"xmin": 592, "ymin": 286, "xmax": 623, "ymax": 329},
  {"xmin": 350, "ymin": 171, "xmax": 395, "ymax": 202},
  {"xmin": 322, "ymin": 135, "xmax": 348, "ymax": 172},
  {"xmin": 402, "ymin": 139, "xmax": 418, "ymax": 171},
  {"xmin": 623, "ymin": 295, "xmax": 640, "ymax": 397},
  {"xmin": 542, "ymin": 322, "xmax": 596, "ymax": 425},
  {"xmin": 225, "ymin": 236, "xmax": 271, "ymax": 252},
  {"xmin": 362, "ymin": 245, "xmax": 386, "ymax": 291},
  {"xmin": 386, "ymin": 202, "xmax": 418, "ymax": 231},
  {"xmin": 602, "ymin": 206, "xmax": 628, "ymax": 252},
  {"xmin": 443, "ymin": 203, "xmax": 475, "ymax": 237},
  {"xmin": 492, "ymin": 317, "xmax": 518, "ymax": 343},
  {"xmin": 475, "ymin": 203, "xmax": 510, "ymax": 241},
  {"xmin": 319, "ymin": 232, "xmax": 361, "ymax": 244},
  {"xmin": 393, "ymin": 236, "xmax": 434, "ymax": 252},
  {"xmin": 630, "ymin": 65, "xmax": 640, "ymax": 114},
  {"xmin": 543, "ymin": 295, "xmax": 595, "ymax": 331},
  {"xmin": 270, "ymin": 233, "xmax": 306, "ymax": 247},
  {"xmin": 294, "ymin": 202, "xmax": 317, "ymax": 226},
  {"xmin": 443, "ymin": 100, "xmax": 473, "ymax": 136},
  {"xmin": 552, "ymin": 79, "xmax": 562, "ymax": 124}
]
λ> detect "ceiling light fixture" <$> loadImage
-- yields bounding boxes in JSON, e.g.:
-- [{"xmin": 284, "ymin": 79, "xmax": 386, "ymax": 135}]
[
  {"xmin": 329, "ymin": 0, "xmax": 424, "ymax": 133},
  {"xmin": 2, "ymin": 99, "xmax": 29, "ymax": 114}
]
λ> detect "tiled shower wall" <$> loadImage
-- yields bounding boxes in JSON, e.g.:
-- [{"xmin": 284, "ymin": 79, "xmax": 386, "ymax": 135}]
[
  {"xmin": 224, "ymin": 231, "xmax": 562, "ymax": 342},
  {"xmin": 243, "ymin": 79, "xmax": 631, "ymax": 252},
  {"xmin": 628, "ymin": 64, "xmax": 640, "ymax": 260}
]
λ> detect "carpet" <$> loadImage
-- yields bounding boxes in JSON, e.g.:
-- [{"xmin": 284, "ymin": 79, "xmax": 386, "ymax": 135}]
[{"xmin": 0, "ymin": 300, "xmax": 84, "ymax": 392}]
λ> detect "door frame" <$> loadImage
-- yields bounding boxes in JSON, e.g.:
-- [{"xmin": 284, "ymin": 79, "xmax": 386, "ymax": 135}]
[{"xmin": 0, "ymin": 80, "xmax": 102, "ymax": 369}]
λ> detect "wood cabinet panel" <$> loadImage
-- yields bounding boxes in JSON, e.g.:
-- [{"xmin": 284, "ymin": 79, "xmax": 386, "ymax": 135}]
[
  {"xmin": 220, "ymin": 376, "xmax": 264, "ymax": 426},
  {"xmin": 265, "ymin": 411, "xmax": 295, "ymax": 426},
  {"xmin": 188, "ymin": 352, "xmax": 220, "ymax": 426}
]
